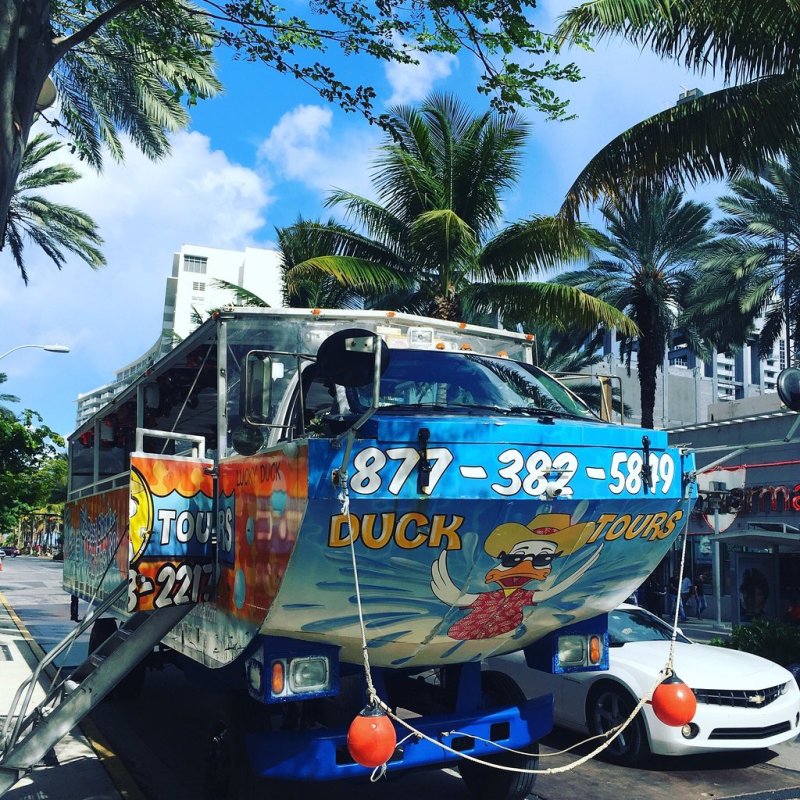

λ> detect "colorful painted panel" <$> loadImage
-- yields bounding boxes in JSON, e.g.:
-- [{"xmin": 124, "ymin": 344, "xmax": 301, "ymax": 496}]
[
  {"xmin": 216, "ymin": 442, "xmax": 309, "ymax": 626},
  {"xmin": 128, "ymin": 454, "xmax": 215, "ymax": 612},
  {"xmin": 63, "ymin": 488, "xmax": 129, "ymax": 604},
  {"xmin": 261, "ymin": 429, "xmax": 695, "ymax": 668}
]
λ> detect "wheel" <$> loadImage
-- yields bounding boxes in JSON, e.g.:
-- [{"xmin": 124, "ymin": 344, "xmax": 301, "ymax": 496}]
[
  {"xmin": 587, "ymin": 683, "xmax": 650, "ymax": 767},
  {"xmin": 88, "ymin": 618, "xmax": 146, "ymax": 701},
  {"xmin": 88, "ymin": 618, "xmax": 118, "ymax": 653},
  {"xmin": 205, "ymin": 695, "xmax": 273, "ymax": 800},
  {"xmin": 458, "ymin": 670, "xmax": 538, "ymax": 800}
]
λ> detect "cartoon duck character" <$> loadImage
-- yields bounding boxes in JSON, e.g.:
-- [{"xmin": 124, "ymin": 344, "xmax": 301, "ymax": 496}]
[
  {"xmin": 129, "ymin": 466, "xmax": 154, "ymax": 564},
  {"xmin": 431, "ymin": 512, "xmax": 602, "ymax": 640}
]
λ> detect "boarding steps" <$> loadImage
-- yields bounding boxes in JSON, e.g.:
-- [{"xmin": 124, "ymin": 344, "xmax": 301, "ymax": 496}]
[{"xmin": 0, "ymin": 584, "xmax": 191, "ymax": 796}]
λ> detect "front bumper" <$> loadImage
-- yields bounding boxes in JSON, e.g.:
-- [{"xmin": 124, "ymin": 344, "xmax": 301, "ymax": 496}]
[
  {"xmin": 246, "ymin": 693, "xmax": 552, "ymax": 781},
  {"xmin": 645, "ymin": 690, "xmax": 800, "ymax": 756}
]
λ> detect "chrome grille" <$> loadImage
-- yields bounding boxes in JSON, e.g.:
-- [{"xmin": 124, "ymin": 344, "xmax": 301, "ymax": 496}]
[{"xmin": 694, "ymin": 683, "xmax": 785, "ymax": 709}]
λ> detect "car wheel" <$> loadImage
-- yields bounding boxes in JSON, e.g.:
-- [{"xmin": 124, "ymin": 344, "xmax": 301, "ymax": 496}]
[
  {"xmin": 587, "ymin": 683, "xmax": 650, "ymax": 767},
  {"xmin": 459, "ymin": 670, "xmax": 538, "ymax": 800}
]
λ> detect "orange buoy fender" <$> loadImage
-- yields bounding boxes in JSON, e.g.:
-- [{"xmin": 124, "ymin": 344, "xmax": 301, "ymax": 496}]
[
  {"xmin": 652, "ymin": 673, "xmax": 697, "ymax": 726},
  {"xmin": 347, "ymin": 703, "xmax": 397, "ymax": 768}
]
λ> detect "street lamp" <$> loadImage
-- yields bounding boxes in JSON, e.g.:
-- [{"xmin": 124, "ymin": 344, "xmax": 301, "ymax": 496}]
[{"xmin": 0, "ymin": 343, "xmax": 70, "ymax": 362}]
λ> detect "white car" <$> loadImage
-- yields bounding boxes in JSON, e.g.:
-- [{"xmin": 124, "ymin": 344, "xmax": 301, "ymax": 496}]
[{"xmin": 487, "ymin": 604, "xmax": 800, "ymax": 766}]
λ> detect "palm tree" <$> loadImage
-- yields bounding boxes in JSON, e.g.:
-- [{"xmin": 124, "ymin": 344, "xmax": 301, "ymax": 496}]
[
  {"xmin": 284, "ymin": 93, "xmax": 637, "ymax": 336},
  {"xmin": 4, "ymin": 133, "xmax": 105, "ymax": 284},
  {"xmin": 277, "ymin": 218, "xmax": 380, "ymax": 309},
  {"xmin": 690, "ymin": 153, "xmax": 800, "ymax": 367},
  {"xmin": 556, "ymin": 0, "xmax": 800, "ymax": 219},
  {"xmin": 557, "ymin": 186, "xmax": 713, "ymax": 428}
]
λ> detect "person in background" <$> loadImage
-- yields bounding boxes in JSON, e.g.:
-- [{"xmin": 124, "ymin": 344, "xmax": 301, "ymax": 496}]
[
  {"xmin": 669, "ymin": 575, "xmax": 687, "ymax": 622},
  {"xmin": 694, "ymin": 573, "xmax": 708, "ymax": 619}
]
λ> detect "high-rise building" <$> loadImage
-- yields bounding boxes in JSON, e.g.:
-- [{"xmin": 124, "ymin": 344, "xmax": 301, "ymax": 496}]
[
  {"xmin": 587, "ymin": 326, "xmax": 789, "ymax": 429},
  {"xmin": 75, "ymin": 245, "xmax": 282, "ymax": 427}
]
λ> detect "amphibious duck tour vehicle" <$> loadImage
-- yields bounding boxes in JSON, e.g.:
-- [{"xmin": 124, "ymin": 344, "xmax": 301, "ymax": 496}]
[{"xmin": 1, "ymin": 309, "xmax": 696, "ymax": 799}]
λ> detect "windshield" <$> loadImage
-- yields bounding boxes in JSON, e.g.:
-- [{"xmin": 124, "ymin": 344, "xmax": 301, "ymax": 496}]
[
  {"xmin": 608, "ymin": 607, "xmax": 692, "ymax": 646},
  {"xmin": 347, "ymin": 350, "xmax": 597, "ymax": 420}
]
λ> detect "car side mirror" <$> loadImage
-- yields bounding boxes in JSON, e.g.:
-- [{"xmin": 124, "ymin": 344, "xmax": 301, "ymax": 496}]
[
  {"xmin": 241, "ymin": 350, "xmax": 276, "ymax": 426},
  {"xmin": 315, "ymin": 328, "xmax": 390, "ymax": 390},
  {"xmin": 777, "ymin": 367, "xmax": 800, "ymax": 412}
]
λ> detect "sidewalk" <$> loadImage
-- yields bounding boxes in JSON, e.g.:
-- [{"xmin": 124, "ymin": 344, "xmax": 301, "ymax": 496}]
[{"xmin": 0, "ymin": 586, "xmax": 125, "ymax": 799}]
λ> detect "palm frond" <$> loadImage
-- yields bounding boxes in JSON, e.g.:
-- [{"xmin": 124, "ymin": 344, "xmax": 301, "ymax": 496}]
[
  {"xmin": 462, "ymin": 281, "xmax": 638, "ymax": 336},
  {"xmin": 561, "ymin": 77, "xmax": 800, "ymax": 219}
]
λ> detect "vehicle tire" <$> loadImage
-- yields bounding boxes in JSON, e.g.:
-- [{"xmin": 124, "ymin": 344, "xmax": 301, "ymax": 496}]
[
  {"xmin": 205, "ymin": 695, "xmax": 273, "ymax": 800},
  {"xmin": 88, "ymin": 618, "xmax": 146, "ymax": 701},
  {"xmin": 88, "ymin": 618, "xmax": 118, "ymax": 653},
  {"xmin": 587, "ymin": 682, "xmax": 650, "ymax": 767},
  {"xmin": 458, "ymin": 670, "xmax": 538, "ymax": 800}
]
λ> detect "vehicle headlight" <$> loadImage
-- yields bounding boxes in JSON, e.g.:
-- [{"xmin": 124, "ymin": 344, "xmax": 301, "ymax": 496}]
[
  {"xmin": 557, "ymin": 636, "xmax": 585, "ymax": 666},
  {"xmin": 288, "ymin": 656, "xmax": 330, "ymax": 693}
]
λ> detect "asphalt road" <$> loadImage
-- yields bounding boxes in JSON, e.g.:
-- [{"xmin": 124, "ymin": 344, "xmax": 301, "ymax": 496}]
[{"xmin": 3, "ymin": 555, "xmax": 800, "ymax": 800}]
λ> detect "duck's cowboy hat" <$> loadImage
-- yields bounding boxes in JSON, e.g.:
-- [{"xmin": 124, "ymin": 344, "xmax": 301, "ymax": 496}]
[{"xmin": 485, "ymin": 513, "xmax": 595, "ymax": 558}]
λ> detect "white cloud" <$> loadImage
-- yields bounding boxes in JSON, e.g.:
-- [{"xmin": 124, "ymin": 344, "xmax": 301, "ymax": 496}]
[
  {"xmin": 257, "ymin": 105, "xmax": 379, "ymax": 201},
  {"xmin": 0, "ymin": 129, "xmax": 272, "ymax": 437},
  {"xmin": 384, "ymin": 49, "xmax": 458, "ymax": 106}
]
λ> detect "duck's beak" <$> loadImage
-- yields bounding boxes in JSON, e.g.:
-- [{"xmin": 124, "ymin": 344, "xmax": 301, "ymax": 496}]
[{"xmin": 485, "ymin": 561, "xmax": 549, "ymax": 589}]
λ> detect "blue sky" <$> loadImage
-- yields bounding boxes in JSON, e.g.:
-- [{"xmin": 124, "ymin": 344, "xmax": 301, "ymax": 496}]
[{"xmin": 0, "ymin": 1, "xmax": 721, "ymax": 439}]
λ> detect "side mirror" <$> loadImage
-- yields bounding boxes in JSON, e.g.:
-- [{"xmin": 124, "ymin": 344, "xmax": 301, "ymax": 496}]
[
  {"xmin": 241, "ymin": 350, "xmax": 275, "ymax": 426},
  {"xmin": 315, "ymin": 328, "xmax": 389, "ymax": 390},
  {"xmin": 777, "ymin": 367, "xmax": 800, "ymax": 412}
]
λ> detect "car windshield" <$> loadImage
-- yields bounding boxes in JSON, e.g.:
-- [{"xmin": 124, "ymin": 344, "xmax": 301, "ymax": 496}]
[
  {"xmin": 347, "ymin": 350, "xmax": 597, "ymax": 420},
  {"xmin": 608, "ymin": 607, "xmax": 691, "ymax": 646}
]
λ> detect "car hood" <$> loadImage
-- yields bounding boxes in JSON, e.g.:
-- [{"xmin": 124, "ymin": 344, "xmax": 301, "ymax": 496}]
[{"xmin": 613, "ymin": 641, "xmax": 792, "ymax": 690}]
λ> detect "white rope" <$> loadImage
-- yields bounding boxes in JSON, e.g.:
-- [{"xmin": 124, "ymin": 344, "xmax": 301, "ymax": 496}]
[
  {"xmin": 342, "ymin": 482, "xmax": 377, "ymax": 703},
  {"xmin": 666, "ymin": 522, "xmax": 692, "ymax": 676},
  {"xmin": 338, "ymin": 477, "xmax": 695, "ymax": 775}
]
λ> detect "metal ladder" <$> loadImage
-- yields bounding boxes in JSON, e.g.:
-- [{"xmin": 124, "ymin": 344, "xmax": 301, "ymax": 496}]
[{"xmin": 0, "ymin": 585, "xmax": 192, "ymax": 796}]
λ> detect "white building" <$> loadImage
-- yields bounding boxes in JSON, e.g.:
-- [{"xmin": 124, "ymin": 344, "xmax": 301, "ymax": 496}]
[{"xmin": 76, "ymin": 245, "xmax": 282, "ymax": 427}]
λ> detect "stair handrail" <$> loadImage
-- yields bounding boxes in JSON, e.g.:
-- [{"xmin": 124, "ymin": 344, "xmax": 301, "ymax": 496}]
[{"xmin": 0, "ymin": 582, "xmax": 127, "ymax": 753}]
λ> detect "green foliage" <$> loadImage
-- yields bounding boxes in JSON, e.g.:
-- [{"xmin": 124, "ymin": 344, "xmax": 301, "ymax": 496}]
[
  {"xmin": 6, "ymin": 133, "xmax": 106, "ymax": 285},
  {"xmin": 203, "ymin": 0, "xmax": 584, "ymax": 121},
  {"xmin": 283, "ymin": 93, "xmax": 636, "ymax": 334},
  {"xmin": 710, "ymin": 619, "xmax": 800, "ymax": 667},
  {"xmin": 556, "ymin": 185, "xmax": 713, "ymax": 428},
  {"xmin": 686, "ymin": 151, "xmax": 800, "ymax": 365},
  {"xmin": 0, "ymin": 411, "xmax": 66, "ymax": 534},
  {"xmin": 556, "ymin": 0, "xmax": 800, "ymax": 218},
  {"xmin": 48, "ymin": 1, "xmax": 222, "ymax": 168}
]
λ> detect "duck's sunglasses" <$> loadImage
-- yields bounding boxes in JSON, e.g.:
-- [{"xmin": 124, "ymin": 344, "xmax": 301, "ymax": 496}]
[{"xmin": 497, "ymin": 550, "xmax": 562, "ymax": 568}]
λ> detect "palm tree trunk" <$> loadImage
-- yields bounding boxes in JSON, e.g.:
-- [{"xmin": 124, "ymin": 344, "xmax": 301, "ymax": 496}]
[
  {"xmin": 434, "ymin": 285, "xmax": 461, "ymax": 321},
  {"xmin": 638, "ymin": 336, "xmax": 661, "ymax": 430}
]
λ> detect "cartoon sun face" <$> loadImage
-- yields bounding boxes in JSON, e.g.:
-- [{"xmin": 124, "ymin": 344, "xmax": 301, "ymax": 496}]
[
  {"xmin": 484, "ymin": 540, "xmax": 561, "ymax": 589},
  {"xmin": 129, "ymin": 467, "xmax": 154, "ymax": 564}
]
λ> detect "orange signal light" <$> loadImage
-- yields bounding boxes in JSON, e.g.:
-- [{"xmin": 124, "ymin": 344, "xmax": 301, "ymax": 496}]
[
  {"xmin": 271, "ymin": 660, "xmax": 285, "ymax": 695},
  {"xmin": 589, "ymin": 635, "xmax": 602, "ymax": 665}
]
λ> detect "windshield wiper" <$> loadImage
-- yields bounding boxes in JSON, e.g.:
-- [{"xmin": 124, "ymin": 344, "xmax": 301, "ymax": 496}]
[
  {"xmin": 505, "ymin": 405, "xmax": 589, "ymax": 420},
  {"xmin": 378, "ymin": 403, "xmax": 510, "ymax": 415}
]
